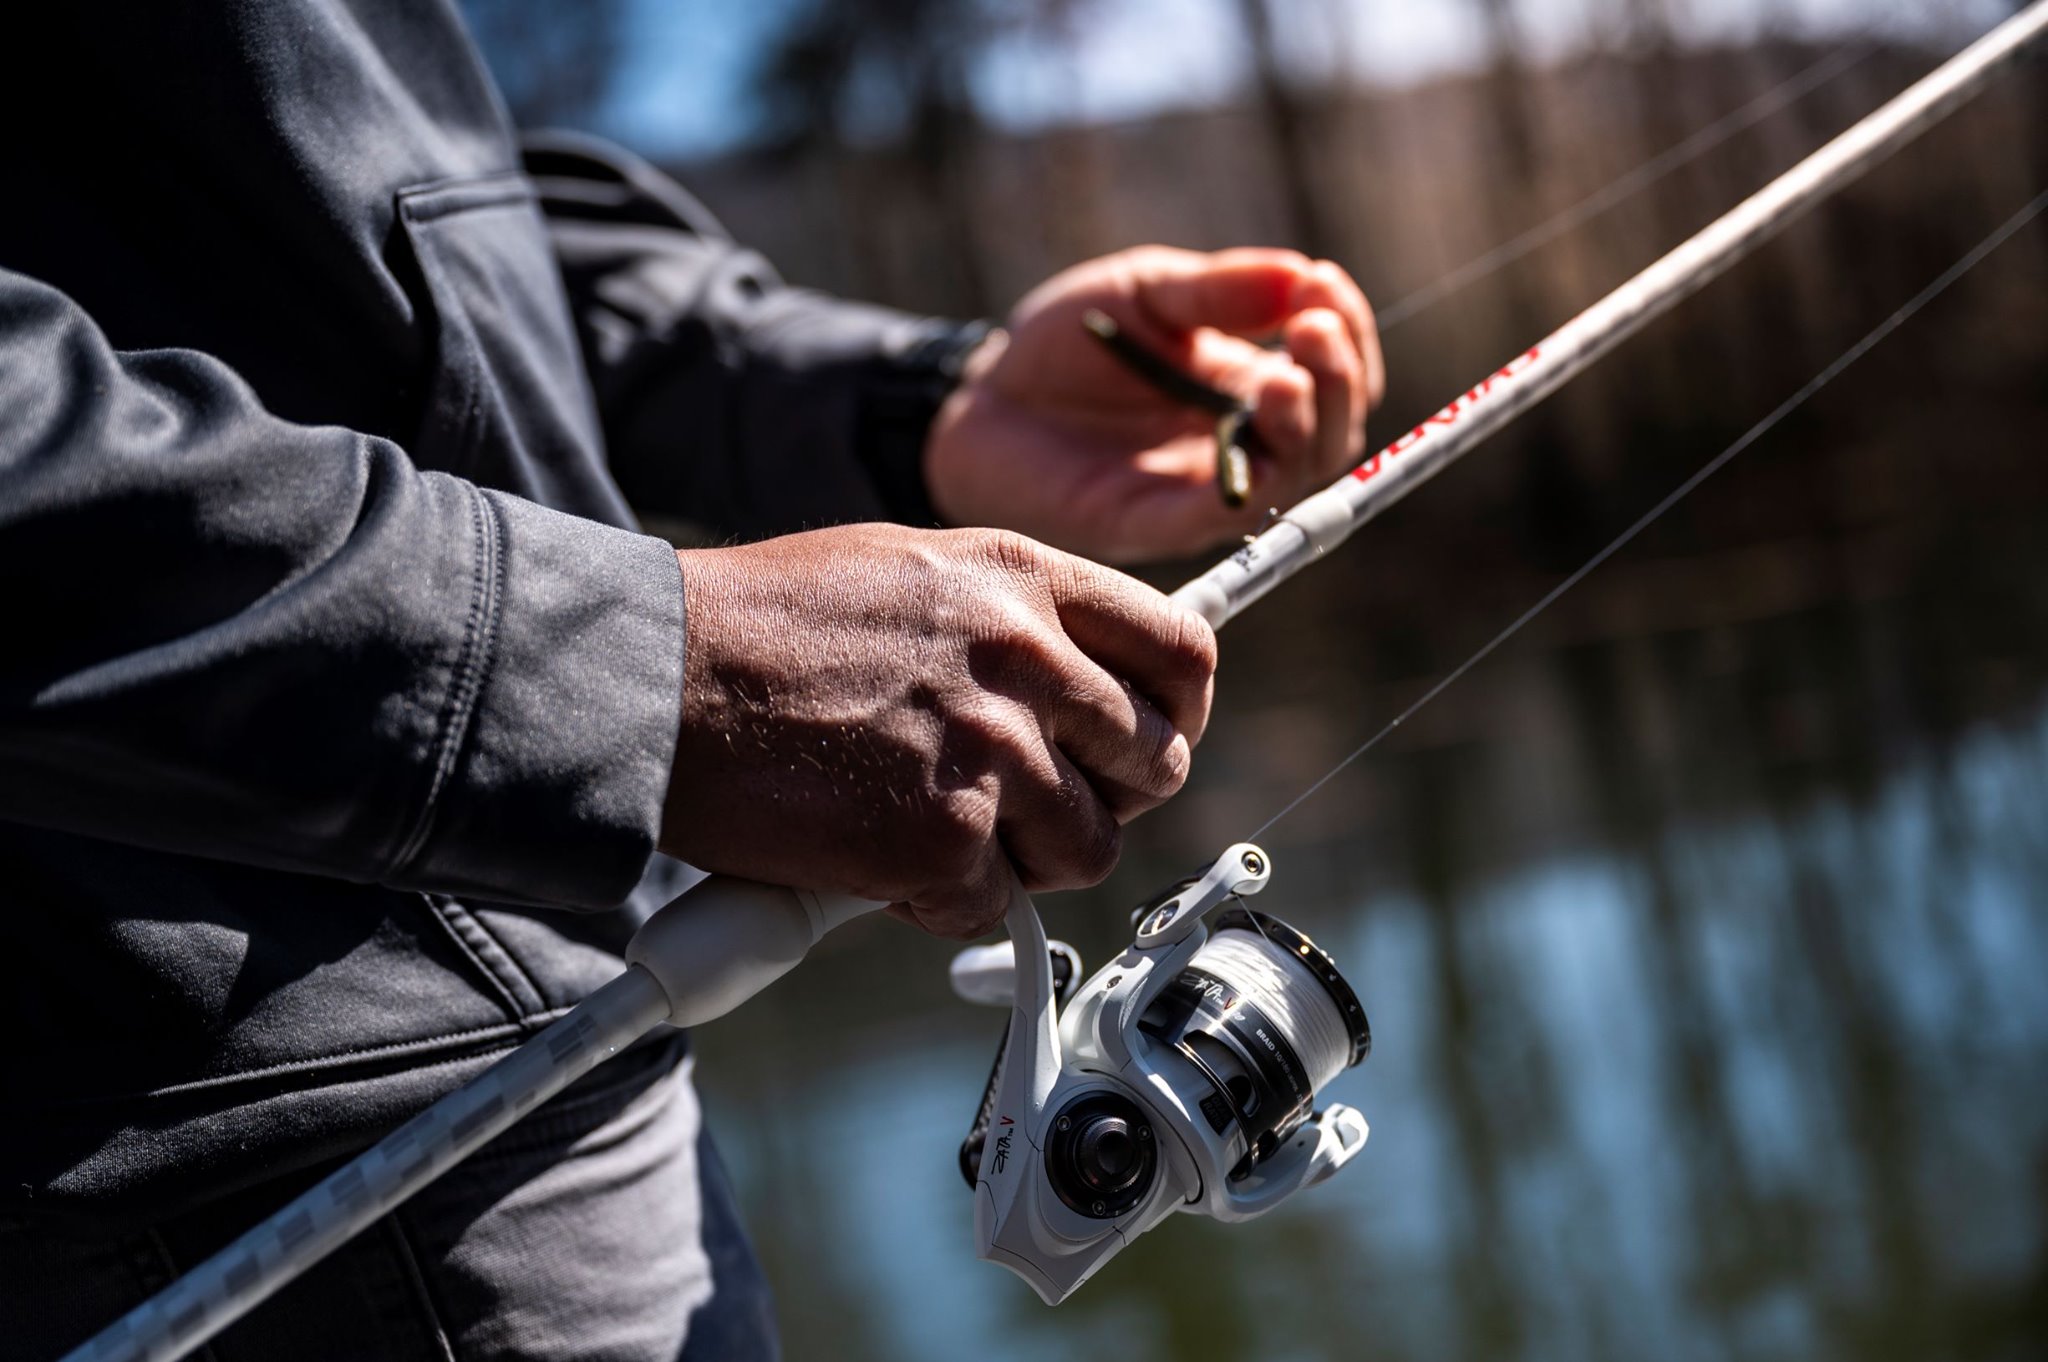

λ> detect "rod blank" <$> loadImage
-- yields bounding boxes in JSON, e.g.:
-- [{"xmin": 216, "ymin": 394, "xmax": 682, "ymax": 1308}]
[{"xmin": 1172, "ymin": 0, "xmax": 2048, "ymax": 628}]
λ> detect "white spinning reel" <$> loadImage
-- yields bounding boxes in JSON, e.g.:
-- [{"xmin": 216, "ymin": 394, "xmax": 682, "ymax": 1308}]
[{"xmin": 949, "ymin": 843, "xmax": 1372, "ymax": 1303}]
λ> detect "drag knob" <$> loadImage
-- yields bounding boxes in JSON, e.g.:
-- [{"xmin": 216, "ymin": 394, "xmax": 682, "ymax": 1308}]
[{"xmin": 1074, "ymin": 1117, "xmax": 1142, "ymax": 1194}]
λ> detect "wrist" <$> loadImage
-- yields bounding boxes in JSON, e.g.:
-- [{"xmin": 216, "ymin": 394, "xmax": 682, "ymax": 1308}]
[{"xmin": 856, "ymin": 318, "xmax": 1000, "ymax": 527}]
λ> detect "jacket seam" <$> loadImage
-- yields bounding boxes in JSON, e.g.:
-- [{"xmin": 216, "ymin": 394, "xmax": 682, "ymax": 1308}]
[
  {"xmin": 424, "ymin": 896, "xmax": 549, "ymax": 1021},
  {"xmin": 389, "ymin": 482, "xmax": 504, "ymax": 878},
  {"xmin": 420, "ymin": 895, "xmax": 529, "ymax": 1021},
  {"xmin": 396, "ymin": 171, "xmax": 534, "ymax": 223}
]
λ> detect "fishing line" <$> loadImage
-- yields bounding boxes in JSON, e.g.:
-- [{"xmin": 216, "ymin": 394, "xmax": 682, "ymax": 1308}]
[
  {"xmin": 1248, "ymin": 186, "xmax": 2048, "ymax": 842},
  {"xmin": 1376, "ymin": 44, "xmax": 1873, "ymax": 330},
  {"xmin": 1192, "ymin": 927, "xmax": 1353, "ymax": 1090}
]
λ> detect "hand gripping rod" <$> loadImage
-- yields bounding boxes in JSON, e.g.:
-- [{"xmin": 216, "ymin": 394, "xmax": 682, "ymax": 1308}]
[
  {"xmin": 63, "ymin": 7, "xmax": 2048, "ymax": 1359},
  {"xmin": 1173, "ymin": 0, "xmax": 2048, "ymax": 628}
]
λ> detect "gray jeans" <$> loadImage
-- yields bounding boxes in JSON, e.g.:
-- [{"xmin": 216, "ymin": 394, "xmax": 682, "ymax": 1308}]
[{"xmin": 3, "ymin": 1041, "xmax": 778, "ymax": 1361}]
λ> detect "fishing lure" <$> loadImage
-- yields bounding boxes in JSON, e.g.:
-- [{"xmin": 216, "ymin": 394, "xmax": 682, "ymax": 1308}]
[{"xmin": 1083, "ymin": 307, "xmax": 1257, "ymax": 508}]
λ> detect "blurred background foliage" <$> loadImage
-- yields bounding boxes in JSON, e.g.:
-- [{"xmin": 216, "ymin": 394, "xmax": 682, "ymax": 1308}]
[{"xmin": 462, "ymin": 2, "xmax": 2047, "ymax": 1359}]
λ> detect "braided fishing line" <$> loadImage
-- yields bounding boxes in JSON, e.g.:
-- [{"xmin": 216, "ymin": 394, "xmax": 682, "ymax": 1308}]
[
  {"xmin": 1376, "ymin": 43, "xmax": 1872, "ymax": 330},
  {"xmin": 1193, "ymin": 928, "xmax": 1354, "ymax": 1090},
  {"xmin": 1249, "ymin": 187, "xmax": 2048, "ymax": 841}
]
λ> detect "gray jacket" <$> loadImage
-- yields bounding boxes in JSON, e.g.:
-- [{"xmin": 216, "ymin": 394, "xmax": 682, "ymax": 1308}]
[{"xmin": 0, "ymin": 0, "xmax": 971, "ymax": 1223}]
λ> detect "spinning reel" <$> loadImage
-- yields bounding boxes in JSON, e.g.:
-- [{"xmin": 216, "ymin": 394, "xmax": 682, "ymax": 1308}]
[{"xmin": 950, "ymin": 843, "xmax": 1372, "ymax": 1303}]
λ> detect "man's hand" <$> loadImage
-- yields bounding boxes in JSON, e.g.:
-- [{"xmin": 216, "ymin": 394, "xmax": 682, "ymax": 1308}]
[
  {"xmin": 661, "ymin": 524, "xmax": 1216, "ymax": 938},
  {"xmin": 924, "ymin": 246, "xmax": 1385, "ymax": 564}
]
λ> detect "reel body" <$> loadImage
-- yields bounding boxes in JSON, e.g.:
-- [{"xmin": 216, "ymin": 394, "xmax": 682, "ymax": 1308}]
[{"xmin": 960, "ymin": 843, "xmax": 1371, "ymax": 1303}]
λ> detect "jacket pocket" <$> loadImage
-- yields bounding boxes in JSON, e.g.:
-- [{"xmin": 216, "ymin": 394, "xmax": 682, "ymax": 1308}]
[{"xmin": 392, "ymin": 175, "xmax": 614, "ymax": 512}]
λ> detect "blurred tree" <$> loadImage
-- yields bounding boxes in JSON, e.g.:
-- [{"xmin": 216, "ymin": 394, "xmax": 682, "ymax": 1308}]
[
  {"xmin": 458, "ymin": 0, "xmax": 630, "ymax": 130},
  {"xmin": 747, "ymin": 0, "xmax": 1089, "ymax": 313},
  {"xmin": 1230, "ymin": 0, "xmax": 1336, "ymax": 257},
  {"xmin": 752, "ymin": 0, "xmax": 1001, "ymax": 310},
  {"xmin": 1474, "ymin": 0, "xmax": 1539, "ymax": 187},
  {"xmin": 1462, "ymin": 0, "xmax": 1600, "ymax": 572}
]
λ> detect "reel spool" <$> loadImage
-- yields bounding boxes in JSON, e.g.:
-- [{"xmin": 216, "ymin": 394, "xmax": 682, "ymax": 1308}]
[
  {"xmin": 1138, "ymin": 906, "xmax": 1370, "ymax": 1185},
  {"xmin": 953, "ymin": 844, "xmax": 1371, "ymax": 1303}
]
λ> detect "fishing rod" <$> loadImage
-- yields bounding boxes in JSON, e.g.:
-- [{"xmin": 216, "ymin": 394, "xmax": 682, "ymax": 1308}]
[
  {"xmin": 1173, "ymin": 0, "xmax": 2046, "ymax": 630},
  {"xmin": 1373, "ymin": 40, "xmax": 1873, "ymax": 331},
  {"xmin": 61, "ymin": 4, "xmax": 2048, "ymax": 1358}
]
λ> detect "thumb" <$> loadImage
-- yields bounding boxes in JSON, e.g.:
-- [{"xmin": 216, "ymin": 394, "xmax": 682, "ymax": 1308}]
[{"xmin": 1131, "ymin": 246, "xmax": 1315, "ymax": 338}]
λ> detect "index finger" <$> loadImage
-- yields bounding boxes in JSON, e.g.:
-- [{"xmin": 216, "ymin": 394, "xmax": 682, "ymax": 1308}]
[
  {"xmin": 1290, "ymin": 260, "xmax": 1386, "ymax": 408},
  {"xmin": 1041, "ymin": 551, "xmax": 1217, "ymax": 745},
  {"xmin": 1130, "ymin": 248, "xmax": 1385, "ymax": 409},
  {"xmin": 1129, "ymin": 246, "xmax": 1313, "ymax": 339}
]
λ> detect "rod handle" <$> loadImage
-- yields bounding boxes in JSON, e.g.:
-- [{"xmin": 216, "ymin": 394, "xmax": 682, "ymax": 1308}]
[{"xmin": 625, "ymin": 876, "xmax": 885, "ymax": 1028}]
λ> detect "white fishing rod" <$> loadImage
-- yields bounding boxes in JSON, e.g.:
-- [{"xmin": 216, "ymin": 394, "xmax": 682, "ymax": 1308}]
[
  {"xmin": 1176, "ymin": 0, "xmax": 2046, "ymax": 628},
  {"xmin": 62, "ymin": 5, "xmax": 2048, "ymax": 1359}
]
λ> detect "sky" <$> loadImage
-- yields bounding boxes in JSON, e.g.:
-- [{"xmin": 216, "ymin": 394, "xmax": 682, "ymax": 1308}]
[{"xmin": 581, "ymin": 0, "xmax": 2008, "ymax": 161}]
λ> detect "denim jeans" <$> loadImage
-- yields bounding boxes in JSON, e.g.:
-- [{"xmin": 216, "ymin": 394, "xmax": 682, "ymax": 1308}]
[{"xmin": 2, "ymin": 1041, "xmax": 778, "ymax": 1361}]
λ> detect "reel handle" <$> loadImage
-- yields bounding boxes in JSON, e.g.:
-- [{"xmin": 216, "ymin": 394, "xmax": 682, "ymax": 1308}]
[{"xmin": 625, "ymin": 876, "xmax": 885, "ymax": 1028}]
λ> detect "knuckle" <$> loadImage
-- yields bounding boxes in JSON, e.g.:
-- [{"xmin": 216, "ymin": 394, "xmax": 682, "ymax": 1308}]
[
  {"xmin": 1064, "ymin": 814, "xmax": 1123, "ymax": 887},
  {"xmin": 932, "ymin": 785, "xmax": 997, "ymax": 868},
  {"xmin": 1318, "ymin": 257, "xmax": 1366, "ymax": 305},
  {"xmin": 1167, "ymin": 607, "xmax": 1220, "ymax": 680},
  {"xmin": 971, "ymin": 627, "xmax": 1067, "ymax": 712},
  {"xmin": 938, "ymin": 884, "xmax": 1008, "ymax": 941},
  {"xmin": 1148, "ymin": 731, "xmax": 1193, "ymax": 798},
  {"xmin": 973, "ymin": 527, "xmax": 1047, "ymax": 580},
  {"xmin": 1118, "ymin": 243, "xmax": 1175, "ymax": 270},
  {"xmin": 953, "ymin": 693, "xmax": 1025, "ymax": 756},
  {"xmin": 1008, "ymin": 625, "xmax": 1069, "ymax": 697},
  {"xmin": 905, "ymin": 533, "xmax": 952, "ymax": 576},
  {"xmin": 1307, "ymin": 305, "xmax": 1347, "ymax": 342}
]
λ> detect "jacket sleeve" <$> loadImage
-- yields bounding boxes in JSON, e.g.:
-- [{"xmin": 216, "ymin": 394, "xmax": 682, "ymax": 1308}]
[
  {"xmin": 0, "ymin": 267, "xmax": 685, "ymax": 910},
  {"xmin": 524, "ymin": 133, "xmax": 989, "ymax": 538}
]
